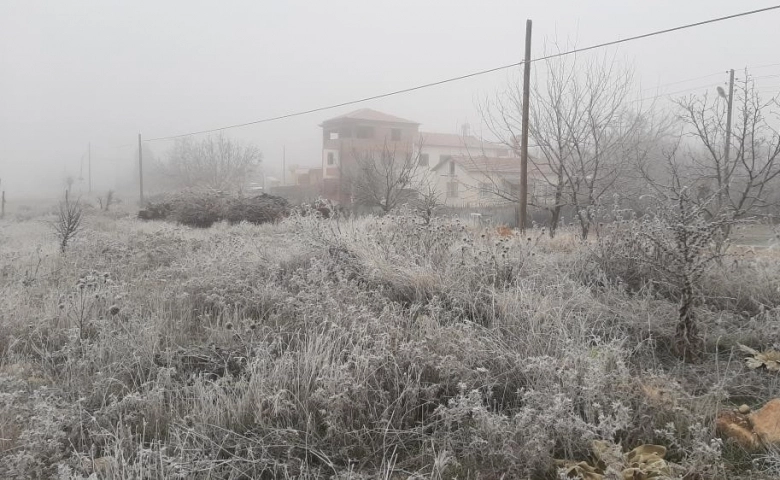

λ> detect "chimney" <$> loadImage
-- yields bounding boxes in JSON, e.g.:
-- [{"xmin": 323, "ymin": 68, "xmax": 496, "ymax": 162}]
[{"xmin": 461, "ymin": 123, "xmax": 470, "ymax": 138}]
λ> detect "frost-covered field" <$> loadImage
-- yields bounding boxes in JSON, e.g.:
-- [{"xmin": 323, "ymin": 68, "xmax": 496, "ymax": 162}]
[{"xmin": 1, "ymin": 206, "xmax": 780, "ymax": 479}]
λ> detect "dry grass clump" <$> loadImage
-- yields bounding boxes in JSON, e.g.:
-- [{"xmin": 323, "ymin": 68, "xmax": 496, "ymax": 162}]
[{"xmin": 0, "ymin": 208, "xmax": 778, "ymax": 478}]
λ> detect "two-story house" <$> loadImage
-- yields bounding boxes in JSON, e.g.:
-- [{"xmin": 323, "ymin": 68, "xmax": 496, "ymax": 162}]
[
  {"xmin": 319, "ymin": 109, "xmax": 539, "ymax": 206},
  {"xmin": 320, "ymin": 108, "xmax": 419, "ymax": 202}
]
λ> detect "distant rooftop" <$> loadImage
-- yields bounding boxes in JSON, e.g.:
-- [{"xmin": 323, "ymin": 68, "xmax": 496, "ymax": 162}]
[
  {"xmin": 321, "ymin": 108, "xmax": 419, "ymax": 125},
  {"xmin": 432, "ymin": 154, "xmax": 552, "ymax": 179},
  {"xmin": 453, "ymin": 155, "xmax": 522, "ymax": 174},
  {"xmin": 433, "ymin": 154, "xmax": 536, "ymax": 171},
  {"xmin": 418, "ymin": 131, "xmax": 505, "ymax": 150}
]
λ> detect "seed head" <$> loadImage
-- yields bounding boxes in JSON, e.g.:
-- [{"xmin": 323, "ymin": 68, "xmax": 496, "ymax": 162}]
[{"xmin": 108, "ymin": 305, "xmax": 120, "ymax": 316}]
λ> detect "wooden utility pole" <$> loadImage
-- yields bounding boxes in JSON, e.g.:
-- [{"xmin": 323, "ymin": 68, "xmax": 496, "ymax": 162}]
[
  {"xmin": 518, "ymin": 19, "xmax": 532, "ymax": 231},
  {"xmin": 717, "ymin": 68, "xmax": 735, "ymax": 212},
  {"xmin": 724, "ymin": 69, "xmax": 735, "ymax": 166},
  {"xmin": 138, "ymin": 133, "xmax": 145, "ymax": 205},
  {"xmin": 88, "ymin": 142, "xmax": 92, "ymax": 193}
]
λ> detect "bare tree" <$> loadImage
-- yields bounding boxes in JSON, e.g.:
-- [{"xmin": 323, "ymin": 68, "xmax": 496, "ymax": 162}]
[
  {"xmin": 603, "ymin": 181, "xmax": 734, "ymax": 361},
  {"xmin": 165, "ymin": 134, "xmax": 262, "ymax": 191},
  {"xmin": 410, "ymin": 174, "xmax": 444, "ymax": 224},
  {"xmin": 672, "ymin": 72, "xmax": 780, "ymax": 225},
  {"xmin": 348, "ymin": 141, "xmax": 429, "ymax": 214},
  {"xmin": 97, "ymin": 190, "xmax": 114, "ymax": 211},
  {"xmin": 483, "ymin": 50, "xmax": 655, "ymax": 238}
]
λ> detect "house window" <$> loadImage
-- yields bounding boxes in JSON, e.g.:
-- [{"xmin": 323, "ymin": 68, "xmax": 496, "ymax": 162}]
[
  {"xmin": 327, "ymin": 152, "xmax": 336, "ymax": 166},
  {"xmin": 479, "ymin": 182, "xmax": 492, "ymax": 198},
  {"xmin": 356, "ymin": 126, "xmax": 375, "ymax": 139},
  {"xmin": 418, "ymin": 153, "xmax": 429, "ymax": 167},
  {"xmin": 449, "ymin": 161, "xmax": 456, "ymax": 175},
  {"xmin": 447, "ymin": 181, "xmax": 459, "ymax": 198},
  {"xmin": 329, "ymin": 132, "xmax": 339, "ymax": 140},
  {"xmin": 391, "ymin": 128, "xmax": 401, "ymax": 141}
]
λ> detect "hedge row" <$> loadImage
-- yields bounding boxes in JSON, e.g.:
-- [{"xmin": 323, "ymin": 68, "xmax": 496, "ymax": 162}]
[{"xmin": 138, "ymin": 190, "xmax": 290, "ymax": 228}]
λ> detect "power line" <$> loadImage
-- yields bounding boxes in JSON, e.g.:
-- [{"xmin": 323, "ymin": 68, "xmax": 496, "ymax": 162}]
[
  {"xmin": 634, "ymin": 81, "xmax": 725, "ymax": 103},
  {"xmin": 640, "ymin": 71, "xmax": 724, "ymax": 92},
  {"xmin": 631, "ymin": 82, "xmax": 721, "ymax": 103},
  {"xmin": 144, "ymin": 4, "xmax": 780, "ymax": 142},
  {"xmin": 615, "ymin": 61, "xmax": 777, "ymax": 95},
  {"xmin": 635, "ymin": 74, "xmax": 780, "ymax": 103},
  {"xmin": 749, "ymin": 62, "xmax": 780, "ymax": 70}
]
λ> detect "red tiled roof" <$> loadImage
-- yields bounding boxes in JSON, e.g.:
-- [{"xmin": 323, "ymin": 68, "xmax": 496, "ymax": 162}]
[
  {"xmin": 417, "ymin": 132, "xmax": 504, "ymax": 150},
  {"xmin": 322, "ymin": 108, "xmax": 419, "ymax": 125}
]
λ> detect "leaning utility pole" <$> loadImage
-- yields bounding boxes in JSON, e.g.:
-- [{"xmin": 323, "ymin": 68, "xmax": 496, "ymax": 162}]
[
  {"xmin": 518, "ymin": 19, "xmax": 532, "ymax": 231},
  {"xmin": 88, "ymin": 142, "xmax": 92, "ymax": 193},
  {"xmin": 138, "ymin": 133, "xmax": 145, "ymax": 206}
]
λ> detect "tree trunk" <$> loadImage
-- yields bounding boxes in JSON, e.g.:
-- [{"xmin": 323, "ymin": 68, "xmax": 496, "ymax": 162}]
[
  {"xmin": 675, "ymin": 280, "xmax": 702, "ymax": 362},
  {"xmin": 549, "ymin": 205, "xmax": 562, "ymax": 238},
  {"xmin": 580, "ymin": 221, "xmax": 590, "ymax": 240}
]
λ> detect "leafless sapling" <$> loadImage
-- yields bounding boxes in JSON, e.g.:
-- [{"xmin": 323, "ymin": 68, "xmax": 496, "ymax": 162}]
[{"xmin": 52, "ymin": 190, "xmax": 83, "ymax": 253}]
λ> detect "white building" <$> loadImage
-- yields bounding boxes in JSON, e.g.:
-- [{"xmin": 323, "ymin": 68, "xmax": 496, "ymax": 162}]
[
  {"xmin": 428, "ymin": 154, "xmax": 552, "ymax": 208},
  {"xmin": 415, "ymin": 125, "xmax": 514, "ymax": 172}
]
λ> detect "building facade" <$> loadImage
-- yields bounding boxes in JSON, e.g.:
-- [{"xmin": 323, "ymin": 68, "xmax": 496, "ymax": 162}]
[
  {"xmin": 318, "ymin": 109, "xmax": 539, "ymax": 207},
  {"xmin": 415, "ymin": 126, "xmax": 513, "ymax": 171},
  {"xmin": 320, "ymin": 108, "xmax": 420, "ymax": 202}
]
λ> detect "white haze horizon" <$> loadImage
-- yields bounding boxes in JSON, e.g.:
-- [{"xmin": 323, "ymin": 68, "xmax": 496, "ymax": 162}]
[{"xmin": 1, "ymin": 1, "xmax": 779, "ymax": 200}]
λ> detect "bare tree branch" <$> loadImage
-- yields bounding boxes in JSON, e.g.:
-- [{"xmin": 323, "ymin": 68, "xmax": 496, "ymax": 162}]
[
  {"xmin": 482, "ymin": 47, "xmax": 655, "ymax": 237},
  {"xmin": 165, "ymin": 134, "xmax": 263, "ymax": 191}
]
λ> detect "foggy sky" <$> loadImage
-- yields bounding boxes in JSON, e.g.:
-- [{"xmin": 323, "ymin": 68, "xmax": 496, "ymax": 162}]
[{"xmin": 1, "ymin": 0, "xmax": 779, "ymax": 198}]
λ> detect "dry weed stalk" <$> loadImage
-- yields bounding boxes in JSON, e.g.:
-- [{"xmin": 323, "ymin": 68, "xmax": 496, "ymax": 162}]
[{"xmin": 52, "ymin": 191, "xmax": 83, "ymax": 253}]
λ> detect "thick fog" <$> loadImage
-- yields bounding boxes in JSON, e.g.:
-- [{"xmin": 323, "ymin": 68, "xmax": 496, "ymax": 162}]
[{"xmin": 1, "ymin": 0, "xmax": 778, "ymax": 199}]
